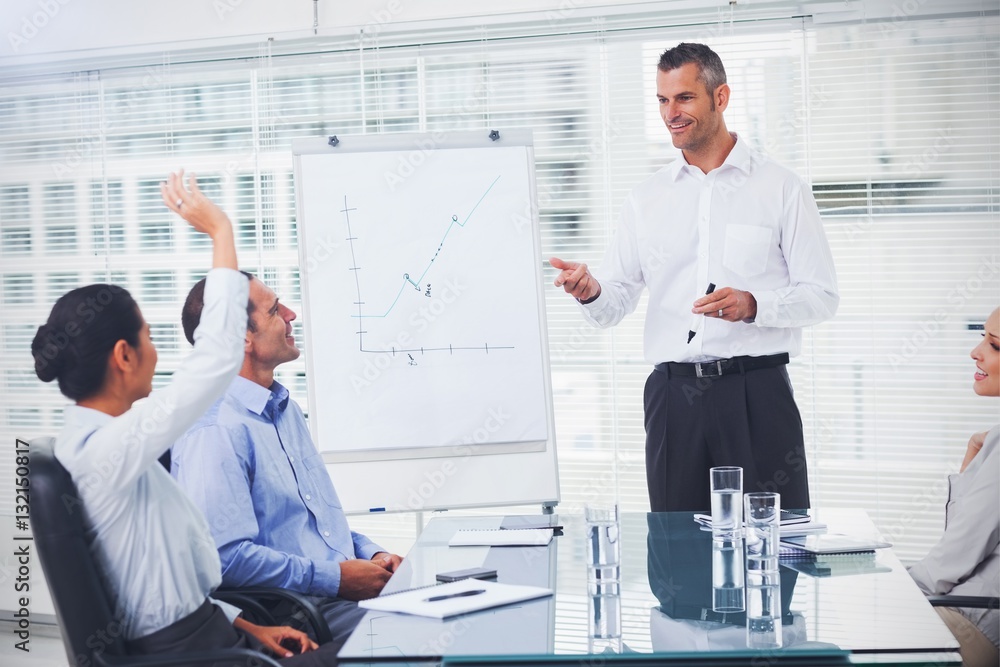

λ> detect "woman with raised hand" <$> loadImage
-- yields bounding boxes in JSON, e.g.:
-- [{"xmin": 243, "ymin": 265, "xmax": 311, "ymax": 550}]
[
  {"xmin": 32, "ymin": 171, "xmax": 334, "ymax": 664},
  {"xmin": 909, "ymin": 307, "xmax": 1000, "ymax": 667}
]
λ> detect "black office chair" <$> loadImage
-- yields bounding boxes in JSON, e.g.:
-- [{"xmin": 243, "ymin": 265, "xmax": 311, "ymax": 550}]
[
  {"xmin": 30, "ymin": 437, "xmax": 282, "ymax": 667},
  {"xmin": 928, "ymin": 595, "xmax": 1000, "ymax": 610},
  {"xmin": 158, "ymin": 448, "xmax": 334, "ymax": 645}
]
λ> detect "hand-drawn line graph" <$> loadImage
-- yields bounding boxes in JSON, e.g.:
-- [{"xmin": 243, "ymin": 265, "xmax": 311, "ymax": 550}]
[{"xmin": 341, "ymin": 176, "xmax": 515, "ymax": 356}]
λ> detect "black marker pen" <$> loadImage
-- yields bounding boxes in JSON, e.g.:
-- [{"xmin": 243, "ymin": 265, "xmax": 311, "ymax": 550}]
[{"xmin": 687, "ymin": 282, "xmax": 716, "ymax": 344}]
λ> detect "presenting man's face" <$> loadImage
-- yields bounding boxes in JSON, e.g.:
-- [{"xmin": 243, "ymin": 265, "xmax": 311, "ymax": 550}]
[{"xmin": 656, "ymin": 62, "xmax": 727, "ymax": 155}]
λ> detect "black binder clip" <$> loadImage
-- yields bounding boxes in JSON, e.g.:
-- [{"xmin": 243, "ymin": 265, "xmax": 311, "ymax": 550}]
[
  {"xmin": 488, "ymin": 129, "xmax": 500, "ymax": 141},
  {"xmin": 328, "ymin": 135, "xmax": 340, "ymax": 147}
]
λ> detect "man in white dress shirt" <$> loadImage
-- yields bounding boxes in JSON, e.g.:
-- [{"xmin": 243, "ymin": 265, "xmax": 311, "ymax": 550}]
[{"xmin": 550, "ymin": 43, "xmax": 839, "ymax": 511}]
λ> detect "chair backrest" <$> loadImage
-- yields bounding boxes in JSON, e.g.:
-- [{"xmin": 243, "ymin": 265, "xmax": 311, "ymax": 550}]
[{"xmin": 29, "ymin": 437, "xmax": 129, "ymax": 667}]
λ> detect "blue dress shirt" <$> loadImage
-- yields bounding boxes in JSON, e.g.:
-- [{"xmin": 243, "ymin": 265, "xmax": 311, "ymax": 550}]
[{"xmin": 171, "ymin": 376, "xmax": 383, "ymax": 597}]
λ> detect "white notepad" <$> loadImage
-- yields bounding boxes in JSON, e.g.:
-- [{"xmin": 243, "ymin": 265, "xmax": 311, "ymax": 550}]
[
  {"xmin": 359, "ymin": 578, "xmax": 553, "ymax": 619},
  {"xmin": 448, "ymin": 528, "xmax": 553, "ymax": 547}
]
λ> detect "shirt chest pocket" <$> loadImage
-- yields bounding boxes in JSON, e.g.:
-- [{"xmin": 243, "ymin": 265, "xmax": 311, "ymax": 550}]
[
  {"xmin": 303, "ymin": 453, "xmax": 342, "ymax": 508},
  {"xmin": 722, "ymin": 224, "xmax": 772, "ymax": 278}
]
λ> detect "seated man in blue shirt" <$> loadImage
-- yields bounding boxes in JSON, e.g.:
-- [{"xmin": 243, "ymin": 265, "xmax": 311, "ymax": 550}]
[{"xmin": 171, "ymin": 272, "xmax": 403, "ymax": 644}]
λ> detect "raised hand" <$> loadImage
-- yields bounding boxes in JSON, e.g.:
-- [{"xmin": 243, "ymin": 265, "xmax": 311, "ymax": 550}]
[{"xmin": 160, "ymin": 169, "xmax": 237, "ymax": 270}]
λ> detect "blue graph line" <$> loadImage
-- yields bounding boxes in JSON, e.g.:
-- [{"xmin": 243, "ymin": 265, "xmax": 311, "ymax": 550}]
[{"xmin": 354, "ymin": 174, "xmax": 501, "ymax": 319}]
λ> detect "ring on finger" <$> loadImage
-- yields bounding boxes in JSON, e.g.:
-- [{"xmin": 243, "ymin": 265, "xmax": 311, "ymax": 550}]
[
  {"xmin": 176, "ymin": 199, "xmax": 184, "ymax": 208},
  {"xmin": 718, "ymin": 309, "xmax": 724, "ymax": 317}
]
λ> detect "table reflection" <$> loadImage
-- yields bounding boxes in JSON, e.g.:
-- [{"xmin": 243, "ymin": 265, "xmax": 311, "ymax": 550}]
[{"xmin": 646, "ymin": 513, "xmax": 822, "ymax": 651}]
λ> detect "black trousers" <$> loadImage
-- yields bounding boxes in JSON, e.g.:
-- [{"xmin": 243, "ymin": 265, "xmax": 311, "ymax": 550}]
[
  {"xmin": 125, "ymin": 599, "xmax": 342, "ymax": 666},
  {"xmin": 643, "ymin": 363, "xmax": 810, "ymax": 512}
]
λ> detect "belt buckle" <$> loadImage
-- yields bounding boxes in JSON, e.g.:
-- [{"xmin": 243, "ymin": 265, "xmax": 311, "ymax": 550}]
[{"xmin": 695, "ymin": 360, "xmax": 724, "ymax": 378}]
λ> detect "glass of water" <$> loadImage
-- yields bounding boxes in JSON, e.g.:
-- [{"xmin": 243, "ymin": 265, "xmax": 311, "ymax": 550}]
[
  {"xmin": 588, "ymin": 586, "xmax": 622, "ymax": 654},
  {"xmin": 746, "ymin": 570, "xmax": 783, "ymax": 649},
  {"xmin": 585, "ymin": 503, "xmax": 621, "ymax": 653},
  {"xmin": 585, "ymin": 503, "xmax": 621, "ymax": 584},
  {"xmin": 712, "ymin": 539, "xmax": 746, "ymax": 613},
  {"xmin": 744, "ymin": 492, "xmax": 780, "ymax": 573},
  {"xmin": 710, "ymin": 466, "xmax": 743, "ymax": 541}
]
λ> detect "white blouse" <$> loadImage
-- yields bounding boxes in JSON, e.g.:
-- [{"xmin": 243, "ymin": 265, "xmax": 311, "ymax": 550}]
[
  {"xmin": 909, "ymin": 425, "xmax": 1000, "ymax": 647},
  {"xmin": 54, "ymin": 268, "xmax": 249, "ymax": 640}
]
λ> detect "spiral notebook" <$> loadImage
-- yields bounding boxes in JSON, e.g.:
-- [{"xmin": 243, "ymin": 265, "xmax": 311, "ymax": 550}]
[
  {"xmin": 359, "ymin": 578, "xmax": 553, "ymax": 619},
  {"xmin": 780, "ymin": 534, "xmax": 892, "ymax": 558},
  {"xmin": 449, "ymin": 528, "xmax": 553, "ymax": 547}
]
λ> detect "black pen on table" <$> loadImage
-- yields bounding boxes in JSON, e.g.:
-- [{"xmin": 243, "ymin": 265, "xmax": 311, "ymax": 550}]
[
  {"xmin": 687, "ymin": 282, "xmax": 716, "ymax": 344},
  {"xmin": 424, "ymin": 589, "xmax": 487, "ymax": 603}
]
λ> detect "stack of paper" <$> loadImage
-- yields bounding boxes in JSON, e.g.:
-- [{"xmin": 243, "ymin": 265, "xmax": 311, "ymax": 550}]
[{"xmin": 359, "ymin": 578, "xmax": 553, "ymax": 619}]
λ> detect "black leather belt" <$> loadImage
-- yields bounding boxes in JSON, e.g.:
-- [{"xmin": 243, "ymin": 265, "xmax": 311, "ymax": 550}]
[{"xmin": 654, "ymin": 353, "xmax": 789, "ymax": 378}]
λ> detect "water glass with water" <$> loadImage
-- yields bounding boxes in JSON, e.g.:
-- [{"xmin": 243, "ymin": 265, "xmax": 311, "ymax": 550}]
[
  {"xmin": 746, "ymin": 570, "xmax": 782, "ymax": 649},
  {"xmin": 712, "ymin": 539, "xmax": 745, "ymax": 613},
  {"xmin": 588, "ymin": 587, "xmax": 622, "ymax": 654},
  {"xmin": 710, "ymin": 466, "xmax": 743, "ymax": 541},
  {"xmin": 585, "ymin": 503, "xmax": 621, "ymax": 653},
  {"xmin": 585, "ymin": 503, "xmax": 621, "ymax": 584},
  {"xmin": 744, "ymin": 492, "xmax": 780, "ymax": 573}
]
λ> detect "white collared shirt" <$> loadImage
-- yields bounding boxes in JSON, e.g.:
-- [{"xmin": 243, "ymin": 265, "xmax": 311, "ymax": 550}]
[
  {"xmin": 54, "ymin": 268, "xmax": 249, "ymax": 640},
  {"xmin": 580, "ymin": 136, "xmax": 839, "ymax": 363}
]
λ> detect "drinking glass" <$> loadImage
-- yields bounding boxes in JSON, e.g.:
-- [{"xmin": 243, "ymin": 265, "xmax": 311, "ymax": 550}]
[
  {"xmin": 710, "ymin": 466, "xmax": 743, "ymax": 541},
  {"xmin": 745, "ymin": 492, "xmax": 780, "ymax": 573},
  {"xmin": 712, "ymin": 539, "xmax": 746, "ymax": 613}
]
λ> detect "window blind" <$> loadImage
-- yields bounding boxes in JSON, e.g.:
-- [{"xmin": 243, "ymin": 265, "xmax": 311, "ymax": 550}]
[{"xmin": 0, "ymin": 4, "xmax": 996, "ymax": 568}]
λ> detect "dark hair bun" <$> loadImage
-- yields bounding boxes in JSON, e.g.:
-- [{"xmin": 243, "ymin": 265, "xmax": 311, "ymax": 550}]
[
  {"xmin": 33, "ymin": 283, "xmax": 142, "ymax": 401},
  {"xmin": 32, "ymin": 323, "xmax": 69, "ymax": 383}
]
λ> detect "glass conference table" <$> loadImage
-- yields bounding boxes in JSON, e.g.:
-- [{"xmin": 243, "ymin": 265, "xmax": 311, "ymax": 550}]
[{"xmin": 337, "ymin": 510, "xmax": 959, "ymax": 665}]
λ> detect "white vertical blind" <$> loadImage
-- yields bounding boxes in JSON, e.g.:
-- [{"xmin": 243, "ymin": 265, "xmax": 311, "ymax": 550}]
[{"xmin": 0, "ymin": 4, "xmax": 996, "ymax": 564}]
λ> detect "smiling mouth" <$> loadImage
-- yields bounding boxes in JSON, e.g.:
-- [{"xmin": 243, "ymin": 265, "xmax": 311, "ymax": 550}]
[
  {"xmin": 975, "ymin": 366, "xmax": 988, "ymax": 380},
  {"xmin": 668, "ymin": 121, "xmax": 692, "ymax": 130}
]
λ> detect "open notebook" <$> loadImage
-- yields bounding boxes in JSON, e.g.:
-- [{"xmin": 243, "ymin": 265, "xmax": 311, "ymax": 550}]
[{"xmin": 359, "ymin": 578, "xmax": 553, "ymax": 619}]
